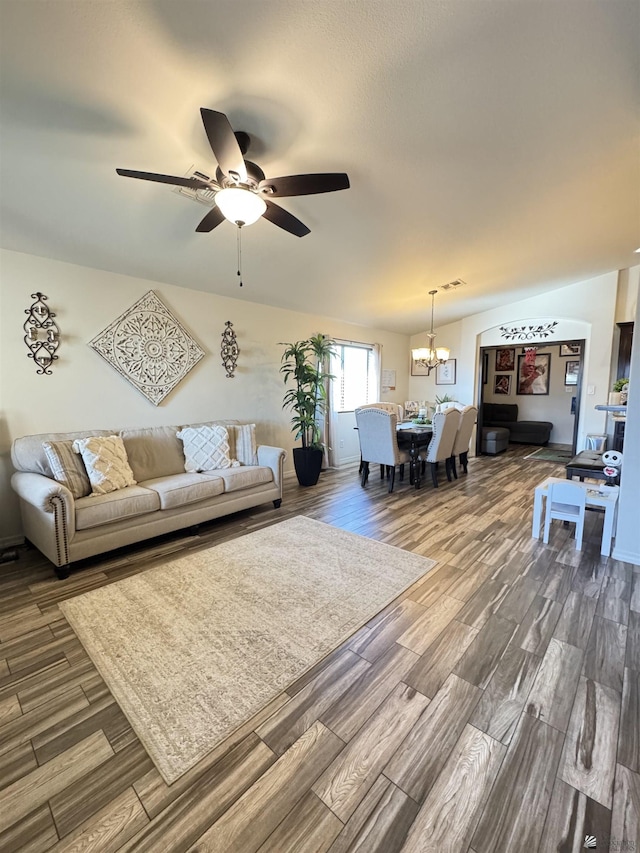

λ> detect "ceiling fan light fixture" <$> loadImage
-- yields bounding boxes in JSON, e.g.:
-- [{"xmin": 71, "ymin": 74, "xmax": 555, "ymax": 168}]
[{"xmin": 215, "ymin": 187, "xmax": 266, "ymax": 226}]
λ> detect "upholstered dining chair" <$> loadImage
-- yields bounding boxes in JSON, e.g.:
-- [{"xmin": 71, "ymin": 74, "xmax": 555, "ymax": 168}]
[
  {"xmin": 543, "ymin": 481, "xmax": 587, "ymax": 550},
  {"xmin": 358, "ymin": 402, "xmax": 404, "ymax": 420},
  {"xmin": 450, "ymin": 405, "xmax": 478, "ymax": 478},
  {"xmin": 355, "ymin": 407, "xmax": 411, "ymax": 493},
  {"xmin": 422, "ymin": 407, "xmax": 460, "ymax": 487}
]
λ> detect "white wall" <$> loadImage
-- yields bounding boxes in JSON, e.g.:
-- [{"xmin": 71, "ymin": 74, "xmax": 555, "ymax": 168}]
[
  {"xmin": 613, "ymin": 287, "xmax": 639, "ymax": 564},
  {"xmin": 0, "ymin": 249, "xmax": 410, "ymax": 545}
]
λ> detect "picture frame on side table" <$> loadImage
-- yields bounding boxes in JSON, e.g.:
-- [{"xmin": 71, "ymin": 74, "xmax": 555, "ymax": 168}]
[
  {"xmin": 517, "ymin": 352, "xmax": 550, "ymax": 395},
  {"xmin": 436, "ymin": 359, "xmax": 456, "ymax": 385}
]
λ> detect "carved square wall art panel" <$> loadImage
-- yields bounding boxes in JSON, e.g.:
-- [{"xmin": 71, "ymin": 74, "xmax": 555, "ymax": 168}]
[{"xmin": 89, "ymin": 291, "xmax": 205, "ymax": 405}]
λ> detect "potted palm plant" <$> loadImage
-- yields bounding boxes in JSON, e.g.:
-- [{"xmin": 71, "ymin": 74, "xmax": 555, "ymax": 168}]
[{"xmin": 280, "ymin": 334, "xmax": 336, "ymax": 486}]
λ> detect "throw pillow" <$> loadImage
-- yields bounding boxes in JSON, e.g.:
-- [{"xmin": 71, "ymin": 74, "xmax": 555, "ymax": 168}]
[
  {"xmin": 227, "ymin": 423, "xmax": 258, "ymax": 466},
  {"xmin": 72, "ymin": 435, "xmax": 137, "ymax": 496},
  {"xmin": 177, "ymin": 425, "xmax": 240, "ymax": 472},
  {"xmin": 42, "ymin": 439, "xmax": 91, "ymax": 499}
]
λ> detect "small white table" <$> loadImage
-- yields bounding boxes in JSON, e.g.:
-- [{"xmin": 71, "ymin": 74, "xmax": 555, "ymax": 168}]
[{"xmin": 531, "ymin": 476, "xmax": 619, "ymax": 557}]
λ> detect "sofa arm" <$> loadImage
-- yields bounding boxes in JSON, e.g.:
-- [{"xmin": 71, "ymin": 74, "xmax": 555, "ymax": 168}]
[
  {"xmin": 257, "ymin": 445, "xmax": 286, "ymax": 490},
  {"xmin": 11, "ymin": 472, "xmax": 76, "ymax": 564}
]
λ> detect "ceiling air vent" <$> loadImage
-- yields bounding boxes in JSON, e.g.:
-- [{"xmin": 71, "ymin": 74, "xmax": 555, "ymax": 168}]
[
  {"xmin": 440, "ymin": 279, "xmax": 466, "ymax": 291},
  {"xmin": 172, "ymin": 168, "xmax": 217, "ymax": 207}
]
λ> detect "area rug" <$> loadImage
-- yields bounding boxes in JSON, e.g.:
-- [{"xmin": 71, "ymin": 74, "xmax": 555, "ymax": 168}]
[
  {"xmin": 524, "ymin": 447, "xmax": 573, "ymax": 463},
  {"xmin": 60, "ymin": 516, "xmax": 436, "ymax": 783}
]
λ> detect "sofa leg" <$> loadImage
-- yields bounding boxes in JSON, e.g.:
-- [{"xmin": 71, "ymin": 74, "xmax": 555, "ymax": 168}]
[
  {"xmin": 273, "ymin": 499, "xmax": 282, "ymax": 509},
  {"xmin": 55, "ymin": 564, "xmax": 71, "ymax": 580}
]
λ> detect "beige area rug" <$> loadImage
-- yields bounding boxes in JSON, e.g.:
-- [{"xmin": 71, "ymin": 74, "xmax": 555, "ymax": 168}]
[{"xmin": 61, "ymin": 516, "xmax": 436, "ymax": 783}]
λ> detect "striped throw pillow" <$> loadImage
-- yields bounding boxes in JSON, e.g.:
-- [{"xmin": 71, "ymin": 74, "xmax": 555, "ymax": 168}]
[
  {"xmin": 42, "ymin": 440, "xmax": 91, "ymax": 499},
  {"xmin": 228, "ymin": 424, "xmax": 258, "ymax": 466}
]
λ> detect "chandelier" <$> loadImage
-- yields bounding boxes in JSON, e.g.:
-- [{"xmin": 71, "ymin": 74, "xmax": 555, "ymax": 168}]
[{"xmin": 411, "ymin": 290, "xmax": 450, "ymax": 374}]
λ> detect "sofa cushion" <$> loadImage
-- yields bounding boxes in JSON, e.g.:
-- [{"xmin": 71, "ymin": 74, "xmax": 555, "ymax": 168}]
[
  {"xmin": 177, "ymin": 425, "xmax": 240, "ymax": 472},
  {"xmin": 42, "ymin": 439, "xmax": 91, "ymax": 499},
  {"xmin": 120, "ymin": 426, "xmax": 185, "ymax": 481},
  {"xmin": 142, "ymin": 473, "xmax": 225, "ymax": 510},
  {"xmin": 482, "ymin": 403, "xmax": 519, "ymax": 425},
  {"xmin": 202, "ymin": 465, "xmax": 273, "ymax": 493},
  {"xmin": 73, "ymin": 435, "xmax": 137, "ymax": 495},
  {"xmin": 11, "ymin": 429, "xmax": 112, "ymax": 476},
  {"xmin": 75, "ymin": 485, "xmax": 160, "ymax": 530}
]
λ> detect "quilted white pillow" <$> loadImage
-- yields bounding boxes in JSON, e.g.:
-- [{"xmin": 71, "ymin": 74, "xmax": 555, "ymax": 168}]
[
  {"xmin": 72, "ymin": 435, "xmax": 137, "ymax": 496},
  {"xmin": 177, "ymin": 425, "xmax": 240, "ymax": 473}
]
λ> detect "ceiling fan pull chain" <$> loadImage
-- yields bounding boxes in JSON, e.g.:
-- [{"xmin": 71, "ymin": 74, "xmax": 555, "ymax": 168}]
[{"xmin": 237, "ymin": 223, "xmax": 243, "ymax": 287}]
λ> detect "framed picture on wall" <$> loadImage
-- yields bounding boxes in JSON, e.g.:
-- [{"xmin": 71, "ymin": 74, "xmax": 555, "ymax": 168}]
[
  {"xmin": 436, "ymin": 359, "xmax": 456, "ymax": 385},
  {"xmin": 517, "ymin": 353, "xmax": 550, "ymax": 395},
  {"xmin": 560, "ymin": 342, "xmax": 581, "ymax": 356},
  {"xmin": 564, "ymin": 360, "xmax": 580, "ymax": 386},
  {"xmin": 494, "ymin": 375, "xmax": 511, "ymax": 395},
  {"xmin": 411, "ymin": 357, "xmax": 430, "ymax": 376},
  {"xmin": 495, "ymin": 348, "xmax": 515, "ymax": 372}
]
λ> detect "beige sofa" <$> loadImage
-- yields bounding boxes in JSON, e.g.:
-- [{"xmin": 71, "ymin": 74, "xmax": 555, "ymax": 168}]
[{"xmin": 11, "ymin": 421, "xmax": 286, "ymax": 579}]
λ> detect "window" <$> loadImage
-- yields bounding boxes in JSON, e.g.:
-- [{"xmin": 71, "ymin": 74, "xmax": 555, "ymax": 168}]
[{"xmin": 331, "ymin": 343, "xmax": 378, "ymax": 412}]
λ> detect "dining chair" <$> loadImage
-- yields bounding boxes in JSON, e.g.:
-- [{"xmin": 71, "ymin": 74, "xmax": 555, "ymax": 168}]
[
  {"xmin": 355, "ymin": 403, "xmax": 403, "ymax": 477},
  {"xmin": 542, "ymin": 480, "xmax": 587, "ymax": 550},
  {"xmin": 450, "ymin": 405, "xmax": 478, "ymax": 478},
  {"xmin": 355, "ymin": 407, "xmax": 411, "ymax": 493},
  {"xmin": 422, "ymin": 408, "xmax": 459, "ymax": 487}
]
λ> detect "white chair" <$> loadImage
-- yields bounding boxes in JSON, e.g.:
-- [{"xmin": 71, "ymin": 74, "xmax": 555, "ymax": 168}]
[
  {"xmin": 450, "ymin": 405, "xmax": 478, "ymax": 477},
  {"xmin": 355, "ymin": 407, "xmax": 411, "ymax": 493},
  {"xmin": 422, "ymin": 408, "xmax": 459, "ymax": 487},
  {"xmin": 358, "ymin": 402, "xmax": 404, "ymax": 420},
  {"xmin": 543, "ymin": 481, "xmax": 587, "ymax": 550}
]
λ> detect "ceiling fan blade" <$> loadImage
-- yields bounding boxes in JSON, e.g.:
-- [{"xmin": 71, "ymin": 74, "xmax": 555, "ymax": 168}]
[
  {"xmin": 195, "ymin": 206, "xmax": 225, "ymax": 233},
  {"xmin": 262, "ymin": 200, "xmax": 310, "ymax": 237},
  {"xmin": 259, "ymin": 173, "xmax": 350, "ymax": 197},
  {"xmin": 116, "ymin": 168, "xmax": 210, "ymax": 190},
  {"xmin": 200, "ymin": 109, "xmax": 247, "ymax": 183}
]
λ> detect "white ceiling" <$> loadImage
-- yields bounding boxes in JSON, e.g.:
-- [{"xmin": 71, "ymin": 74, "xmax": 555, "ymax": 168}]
[{"xmin": 1, "ymin": 0, "xmax": 638, "ymax": 335}]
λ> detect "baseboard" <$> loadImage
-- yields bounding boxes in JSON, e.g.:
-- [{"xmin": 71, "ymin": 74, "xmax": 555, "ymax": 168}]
[
  {"xmin": 611, "ymin": 545, "xmax": 640, "ymax": 567},
  {"xmin": 0, "ymin": 534, "xmax": 24, "ymax": 548}
]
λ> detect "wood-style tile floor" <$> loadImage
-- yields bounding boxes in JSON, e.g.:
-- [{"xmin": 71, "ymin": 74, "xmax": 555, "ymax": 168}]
[{"xmin": 1, "ymin": 445, "xmax": 638, "ymax": 852}]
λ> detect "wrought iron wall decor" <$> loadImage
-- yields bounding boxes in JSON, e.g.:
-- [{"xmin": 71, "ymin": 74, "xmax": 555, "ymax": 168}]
[
  {"xmin": 499, "ymin": 322, "xmax": 558, "ymax": 342},
  {"xmin": 221, "ymin": 321, "xmax": 239, "ymax": 378},
  {"xmin": 23, "ymin": 292, "xmax": 60, "ymax": 375},
  {"xmin": 88, "ymin": 290, "xmax": 205, "ymax": 405}
]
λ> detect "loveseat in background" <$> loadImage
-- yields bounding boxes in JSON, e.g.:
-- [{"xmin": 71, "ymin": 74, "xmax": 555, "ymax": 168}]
[{"xmin": 11, "ymin": 421, "xmax": 285, "ymax": 579}]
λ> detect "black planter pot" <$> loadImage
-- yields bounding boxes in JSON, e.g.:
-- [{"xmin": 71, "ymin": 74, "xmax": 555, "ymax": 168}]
[{"xmin": 293, "ymin": 447, "xmax": 324, "ymax": 487}]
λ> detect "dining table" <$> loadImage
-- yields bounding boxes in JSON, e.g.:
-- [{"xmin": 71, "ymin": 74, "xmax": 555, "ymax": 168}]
[{"xmin": 396, "ymin": 422, "xmax": 433, "ymax": 489}]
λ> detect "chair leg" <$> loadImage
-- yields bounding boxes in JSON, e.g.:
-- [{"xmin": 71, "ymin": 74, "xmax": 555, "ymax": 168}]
[
  {"xmin": 399, "ymin": 463, "xmax": 405, "ymax": 481},
  {"xmin": 388, "ymin": 466, "xmax": 396, "ymax": 493},
  {"xmin": 361, "ymin": 461, "xmax": 370, "ymax": 488},
  {"xmin": 574, "ymin": 516, "xmax": 585, "ymax": 551},
  {"xmin": 543, "ymin": 510, "xmax": 552, "ymax": 544},
  {"xmin": 430, "ymin": 462, "xmax": 439, "ymax": 488},
  {"xmin": 450, "ymin": 456, "xmax": 458, "ymax": 480},
  {"xmin": 445, "ymin": 459, "xmax": 453, "ymax": 482},
  {"xmin": 460, "ymin": 451, "xmax": 468, "ymax": 474},
  {"xmin": 380, "ymin": 465, "xmax": 385, "ymax": 480}
]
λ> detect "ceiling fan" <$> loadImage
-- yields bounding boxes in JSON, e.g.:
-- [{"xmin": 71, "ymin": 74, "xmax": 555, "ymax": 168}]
[{"xmin": 117, "ymin": 108, "xmax": 350, "ymax": 238}]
